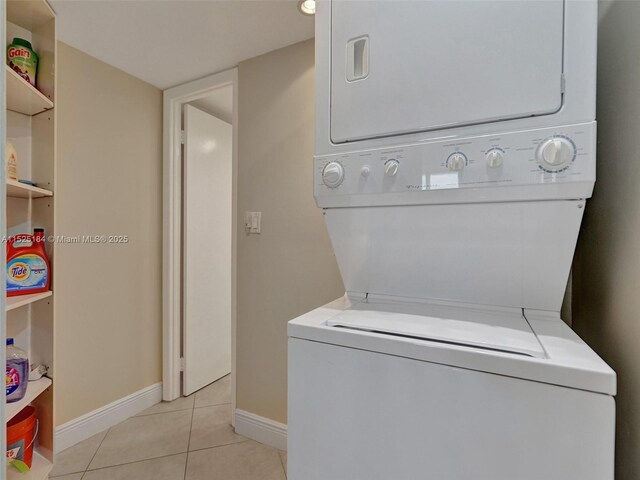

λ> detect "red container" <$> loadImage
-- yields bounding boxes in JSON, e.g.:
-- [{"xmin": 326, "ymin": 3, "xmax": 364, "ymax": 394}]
[
  {"xmin": 6, "ymin": 406, "xmax": 38, "ymax": 468},
  {"xmin": 6, "ymin": 229, "xmax": 50, "ymax": 297}
]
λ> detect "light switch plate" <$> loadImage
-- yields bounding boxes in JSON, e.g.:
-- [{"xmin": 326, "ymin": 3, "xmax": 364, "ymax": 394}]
[{"xmin": 245, "ymin": 212, "xmax": 261, "ymax": 234}]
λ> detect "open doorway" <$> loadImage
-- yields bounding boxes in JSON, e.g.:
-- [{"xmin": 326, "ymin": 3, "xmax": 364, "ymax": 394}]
[
  {"xmin": 182, "ymin": 100, "xmax": 232, "ymax": 394},
  {"xmin": 163, "ymin": 69, "xmax": 237, "ymax": 422}
]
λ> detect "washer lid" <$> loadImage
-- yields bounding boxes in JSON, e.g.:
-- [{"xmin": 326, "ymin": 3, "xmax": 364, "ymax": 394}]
[
  {"xmin": 289, "ymin": 296, "xmax": 616, "ymax": 395},
  {"xmin": 327, "ymin": 301, "xmax": 545, "ymax": 359}
]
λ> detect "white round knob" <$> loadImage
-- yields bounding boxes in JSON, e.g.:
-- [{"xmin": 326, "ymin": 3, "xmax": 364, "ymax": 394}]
[
  {"xmin": 447, "ymin": 153, "xmax": 466, "ymax": 171},
  {"xmin": 537, "ymin": 137, "xmax": 575, "ymax": 168},
  {"xmin": 486, "ymin": 150, "xmax": 504, "ymax": 168},
  {"xmin": 322, "ymin": 161, "xmax": 345, "ymax": 188},
  {"xmin": 384, "ymin": 160, "xmax": 399, "ymax": 177},
  {"xmin": 361, "ymin": 165, "xmax": 371, "ymax": 177}
]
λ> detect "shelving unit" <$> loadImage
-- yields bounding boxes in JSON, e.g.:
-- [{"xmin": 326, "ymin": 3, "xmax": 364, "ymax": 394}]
[
  {"xmin": 7, "ymin": 452, "xmax": 53, "ymax": 480},
  {"xmin": 6, "ymin": 377, "xmax": 52, "ymax": 421},
  {"xmin": 6, "ymin": 66, "xmax": 53, "ymax": 116},
  {"xmin": 6, "ymin": 0, "xmax": 56, "ymax": 31},
  {"xmin": 6, "ymin": 291, "xmax": 53, "ymax": 312},
  {"xmin": 4, "ymin": 1, "xmax": 57, "ymax": 477},
  {"xmin": 6, "ymin": 179, "xmax": 52, "ymax": 199}
]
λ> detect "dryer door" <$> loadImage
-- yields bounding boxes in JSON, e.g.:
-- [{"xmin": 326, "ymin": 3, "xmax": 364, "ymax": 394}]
[{"xmin": 330, "ymin": 0, "xmax": 565, "ymax": 143}]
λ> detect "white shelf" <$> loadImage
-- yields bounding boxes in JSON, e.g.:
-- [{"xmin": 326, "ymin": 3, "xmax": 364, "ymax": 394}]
[
  {"xmin": 6, "ymin": 291, "xmax": 52, "ymax": 312},
  {"xmin": 6, "ymin": 66, "xmax": 54, "ymax": 116},
  {"xmin": 6, "ymin": 377, "xmax": 52, "ymax": 422},
  {"xmin": 7, "ymin": 451, "xmax": 53, "ymax": 480},
  {"xmin": 7, "ymin": 0, "xmax": 55, "ymax": 31},
  {"xmin": 6, "ymin": 179, "xmax": 53, "ymax": 199}
]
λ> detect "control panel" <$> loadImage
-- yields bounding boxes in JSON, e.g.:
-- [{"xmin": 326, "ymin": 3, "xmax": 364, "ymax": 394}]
[{"xmin": 315, "ymin": 122, "xmax": 596, "ymax": 207}]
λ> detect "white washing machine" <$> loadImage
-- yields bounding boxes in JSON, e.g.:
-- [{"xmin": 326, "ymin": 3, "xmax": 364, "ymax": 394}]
[
  {"xmin": 288, "ymin": 1, "xmax": 615, "ymax": 479},
  {"xmin": 289, "ymin": 297, "xmax": 615, "ymax": 480}
]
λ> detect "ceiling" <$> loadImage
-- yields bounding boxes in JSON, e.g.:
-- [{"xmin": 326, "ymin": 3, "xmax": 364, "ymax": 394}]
[
  {"xmin": 50, "ymin": 0, "xmax": 315, "ymax": 90},
  {"xmin": 188, "ymin": 84, "xmax": 233, "ymax": 123}
]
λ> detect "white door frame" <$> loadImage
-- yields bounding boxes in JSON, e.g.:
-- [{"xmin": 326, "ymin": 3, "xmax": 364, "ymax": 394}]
[{"xmin": 163, "ymin": 68, "xmax": 238, "ymax": 423}]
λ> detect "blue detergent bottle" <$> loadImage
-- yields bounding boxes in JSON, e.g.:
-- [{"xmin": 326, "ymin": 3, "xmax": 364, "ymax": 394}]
[{"xmin": 6, "ymin": 338, "xmax": 29, "ymax": 403}]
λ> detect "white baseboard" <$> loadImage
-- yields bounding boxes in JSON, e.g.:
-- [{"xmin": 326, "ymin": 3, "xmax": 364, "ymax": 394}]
[
  {"xmin": 234, "ymin": 409, "xmax": 288, "ymax": 451},
  {"xmin": 55, "ymin": 382, "xmax": 163, "ymax": 453}
]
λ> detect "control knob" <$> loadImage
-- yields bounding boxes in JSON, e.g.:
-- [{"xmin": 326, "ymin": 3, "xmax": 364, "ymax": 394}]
[
  {"xmin": 447, "ymin": 153, "xmax": 466, "ymax": 171},
  {"xmin": 385, "ymin": 160, "xmax": 399, "ymax": 177},
  {"xmin": 537, "ymin": 137, "xmax": 575, "ymax": 169},
  {"xmin": 322, "ymin": 161, "xmax": 345, "ymax": 188},
  {"xmin": 486, "ymin": 149, "xmax": 504, "ymax": 168}
]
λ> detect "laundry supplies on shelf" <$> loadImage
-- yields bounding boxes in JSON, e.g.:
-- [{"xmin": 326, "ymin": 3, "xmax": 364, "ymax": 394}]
[
  {"xmin": 7, "ymin": 38, "xmax": 38, "ymax": 87},
  {"xmin": 6, "ymin": 229, "xmax": 51, "ymax": 297},
  {"xmin": 6, "ymin": 339, "xmax": 29, "ymax": 403},
  {"xmin": 6, "ymin": 141, "xmax": 18, "ymax": 181},
  {"xmin": 6, "ymin": 406, "xmax": 38, "ymax": 469}
]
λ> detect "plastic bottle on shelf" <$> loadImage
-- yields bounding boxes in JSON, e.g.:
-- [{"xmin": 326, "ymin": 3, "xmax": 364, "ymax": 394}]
[
  {"xmin": 7, "ymin": 38, "xmax": 39, "ymax": 87},
  {"xmin": 6, "ymin": 338, "xmax": 29, "ymax": 403},
  {"xmin": 6, "ymin": 141, "xmax": 18, "ymax": 181}
]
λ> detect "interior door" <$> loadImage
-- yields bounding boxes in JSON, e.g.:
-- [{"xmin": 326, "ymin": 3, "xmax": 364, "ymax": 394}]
[
  {"xmin": 183, "ymin": 104, "xmax": 232, "ymax": 395},
  {"xmin": 330, "ymin": 0, "xmax": 565, "ymax": 143}
]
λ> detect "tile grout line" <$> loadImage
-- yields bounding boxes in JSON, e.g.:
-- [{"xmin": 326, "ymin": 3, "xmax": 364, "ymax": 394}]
[
  {"xmin": 184, "ymin": 403, "xmax": 196, "ymax": 480},
  {"xmin": 79, "ymin": 427, "xmax": 111, "ymax": 479},
  {"xmin": 77, "ymin": 440, "xmax": 250, "ymax": 477},
  {"xmin": 187, "ymin": 438, "xmax": 251, "ymax": 455},
  {"xmin": 193, "ymin": 401, "xmax": 231, "ymax": 410},
  {"xmin": 279, "ymin": 451, "xmax": 287, "ymax": 480},
  {"xmin": 133, "ymin": 400, "xmax": 229, "ymax": 417},
  {"xmin": 135, "ymin": 406, "xmax": 194, "ymax": 417},
  {"xmin": 76, "ymin": 451, "xmax": 189, "ymax": 476}
]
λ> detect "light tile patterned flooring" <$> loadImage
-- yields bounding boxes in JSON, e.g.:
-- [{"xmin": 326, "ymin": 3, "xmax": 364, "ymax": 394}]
[{"xmin": 49, "ymin": 376, "xmax": 287, "ymax": 480}]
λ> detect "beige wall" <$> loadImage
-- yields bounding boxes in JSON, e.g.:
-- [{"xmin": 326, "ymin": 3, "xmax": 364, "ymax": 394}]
[
  {"xmin": 236, "ymin": 39, "xmax": 344, "ymax": 423},
  {"xmin": 55, "ymin": 42, "xmax": 163, "ymax": 425},
  {"xmin": 572, "ymin": 2, "xmax": 640, "ymax": 478}
]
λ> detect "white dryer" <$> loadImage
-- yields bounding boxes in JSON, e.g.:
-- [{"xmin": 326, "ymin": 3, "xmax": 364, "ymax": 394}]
[{"xmin": 288, "ymin": 1, "xmax": 615, "ymax": 479}]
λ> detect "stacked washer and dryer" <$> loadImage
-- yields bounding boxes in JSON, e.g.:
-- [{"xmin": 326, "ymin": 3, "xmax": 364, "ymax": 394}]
[{"xmin": 288, "ymin": 1, "xmax": 616, "ymax": 479}]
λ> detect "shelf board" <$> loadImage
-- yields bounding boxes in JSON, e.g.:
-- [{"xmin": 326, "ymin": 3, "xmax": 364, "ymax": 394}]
[
  {"xmin": 6, "ymin": 377, "xmax": 52, "ymax": 422},
  {"xmin": 6, "ymin": 66, "xmax": 54, "ymax": 116},
  {"xmin": 6, "ymin": 179, "xmax": 53, "ymax": 199},
  {"xmin": 7, "ymin": 451, "xmax": 53, "ymax": 480},
  {"xmin": 7, "ymin": 0, "xmax": 55, "ymax": 31},
  {"xmin": 6, "ymin": 291, "xmax": 52, "ymax": 312}
]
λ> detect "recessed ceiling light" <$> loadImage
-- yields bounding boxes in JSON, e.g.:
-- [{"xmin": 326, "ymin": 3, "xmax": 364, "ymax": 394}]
[{"xmin": 298, "ymin": 0, "xmax": 316, "ymax": 16}]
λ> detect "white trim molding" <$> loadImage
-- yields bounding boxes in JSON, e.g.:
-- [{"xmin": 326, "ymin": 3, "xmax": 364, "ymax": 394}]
[
  {"xmin": 235, "ymin": 410, "xmax": 288, "ymax": 451},
  {"xmin": 54, "ymin": 383, "xmax": 162, "ymax": 453}
]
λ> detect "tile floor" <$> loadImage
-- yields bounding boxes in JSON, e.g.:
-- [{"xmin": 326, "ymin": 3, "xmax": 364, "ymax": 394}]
[{"xmin": 49, "ymin": 376, "xmax": 287, "ymax": 480}]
